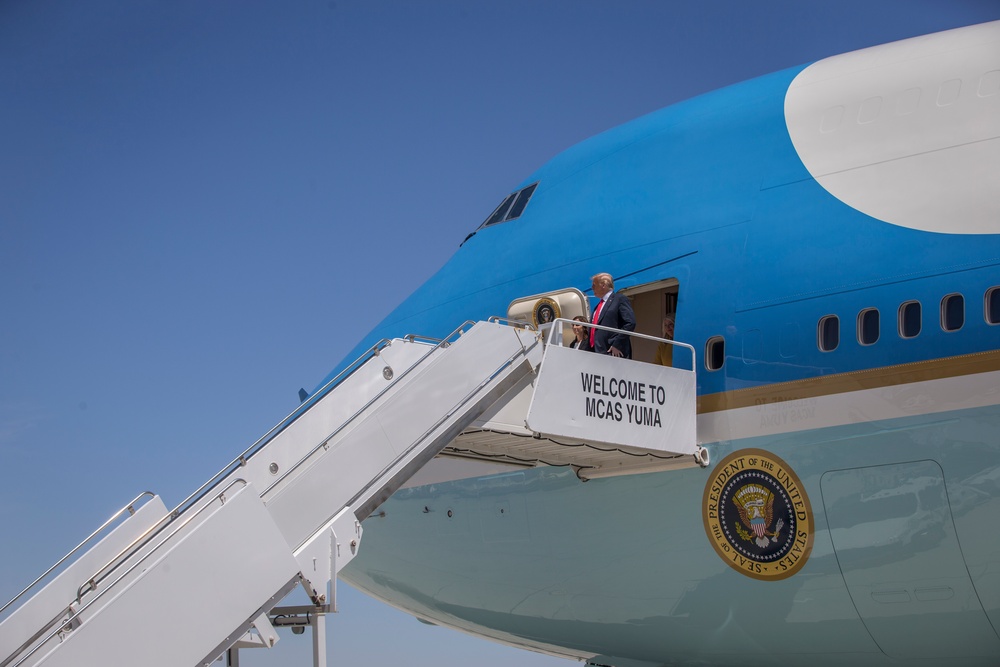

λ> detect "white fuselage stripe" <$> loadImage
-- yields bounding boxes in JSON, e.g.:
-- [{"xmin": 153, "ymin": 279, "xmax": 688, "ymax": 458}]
[{"xmin": 698, "ymin": 370, "xmax": 1000, "ymax": 443}]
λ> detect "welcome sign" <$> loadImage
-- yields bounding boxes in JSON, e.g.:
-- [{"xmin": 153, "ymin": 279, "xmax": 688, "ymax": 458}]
[{"xmin": 525, "ymin": 344, "xmax": 697, "ymax": 456}]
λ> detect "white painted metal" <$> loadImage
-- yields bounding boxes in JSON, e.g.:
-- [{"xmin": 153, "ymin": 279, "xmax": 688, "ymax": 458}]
[
  {"xmin": 227, "ymin": 337, "xmax": 437, "ymax": 503},
  {"xmin": 443, "ymin": 320, "xmax": 701, "ymax": 478},
  {"xmin": 250, "ymin": 613, "xmax": 279, "ymax": 651},
  {"xmin": 527, "ymin": 344, "xmax": 697, "ymax": 456},
  {"xmin": 312, "ymin": 611, "xmax": 326, "ymax": 667},
  {"xmin": 1, "ymin": 320, "xmax": 547, "ymax": 667},
  {"xmin": 270, "ymin": 322, "xmax": 543, "ymax": 599},
  {"xmin": 528, "ymin": 319, "xmax": 696, "ymax": 456},
  {"xmin": 31, "ymin": 482, "xmax": 300, "ymax": 667},
  {"xmin": 1, "ymin": 318, "xmax": 695, "ymax": 667},
  {"xmin": 0, "ymin": 494, "xmax": 167, "ymax": 666}
]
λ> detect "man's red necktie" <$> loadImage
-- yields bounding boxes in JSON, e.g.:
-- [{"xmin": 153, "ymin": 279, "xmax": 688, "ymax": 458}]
[{"xmin": 590, "ymin": 299, "xmax": 604, "ymax": 348}]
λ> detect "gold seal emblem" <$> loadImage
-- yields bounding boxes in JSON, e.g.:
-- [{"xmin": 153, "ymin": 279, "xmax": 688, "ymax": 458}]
[
  {"xmin": 702, "ymin": 448, "xmax": 813, "ymax": 580},
  {"xmin": 532, "ymin": 297, "xmax": 560, "ymax": 327}
]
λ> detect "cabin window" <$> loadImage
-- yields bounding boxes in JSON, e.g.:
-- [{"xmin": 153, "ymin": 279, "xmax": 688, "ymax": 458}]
[
  {"xmin": 818, "ymin": 315, "xmax": 839, "ymax": 352},
  {"xmin": 857, "ymin": 308, "xmax": 879, "ymax": 346},
  {"xmin": 898, "ymin": 301, "xmax": 921, "ymax": 338},
  {"xmin": 705, "ymin": 336, "xmax": 725, "ymax": 371},
  {"xmin": 941, "ymin": 293, "xmax": 965, "ymax": 332},
  {"xmin": 480, "ymin": 183, "xmax": 538, "ymax": 228},
  {"xmin": 986, "ymin": 287, "xmax": 1000, "ymax": 325}
]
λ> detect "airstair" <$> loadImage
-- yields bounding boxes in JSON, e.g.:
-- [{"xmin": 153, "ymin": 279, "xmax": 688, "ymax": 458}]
[
  {"xmin": 0, "ymin": 318, "xmax": 702, "ymax": 667},
  {"xmin": 444, "ymin": 319, "xmax": 705, "ymax": 478}
]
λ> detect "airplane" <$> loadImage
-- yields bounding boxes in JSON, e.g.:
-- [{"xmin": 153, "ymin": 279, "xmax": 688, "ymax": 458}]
[
  {"xmin": 2, "ymin": 17, "xmax": 999, "ymax": 667},
  {"xmin": 327, "ymin": 19, "xmax": 1000, "ymax": 667}
]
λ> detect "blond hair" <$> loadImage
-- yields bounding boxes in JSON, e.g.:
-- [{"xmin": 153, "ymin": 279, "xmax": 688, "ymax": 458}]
[{"xmin": 591, "ymin": 273, "xmax": 614, "ymax": 290}]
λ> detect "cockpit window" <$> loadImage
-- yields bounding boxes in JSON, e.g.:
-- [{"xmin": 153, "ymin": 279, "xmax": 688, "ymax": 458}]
[
  {"xmin": 505, "ymin": 183, "xmax": 537, "ymax": 220},
  {"xmin": 480, "ymin": 183, "xmax": 538, "ymax": 228},
  {"xmin": 483, "ymin": 193, "xmax": 517, "ymax": 227}
]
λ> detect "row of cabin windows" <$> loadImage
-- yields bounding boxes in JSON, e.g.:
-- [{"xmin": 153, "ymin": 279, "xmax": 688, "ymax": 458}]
[
  {"xmin": 703, "ymin": 287, "xmax": 1000, "ymax": 371},
  {"xmin": 818, "ymin": 288, "xmax": 1000, "ymax": 352}
]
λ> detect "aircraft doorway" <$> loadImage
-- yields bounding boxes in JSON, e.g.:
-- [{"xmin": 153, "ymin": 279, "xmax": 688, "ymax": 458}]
[{"xmin": 622, "ymin": 279, "xmax": 678, "ymax": 365}]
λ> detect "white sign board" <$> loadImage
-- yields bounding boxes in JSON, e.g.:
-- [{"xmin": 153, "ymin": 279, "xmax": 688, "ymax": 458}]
[{"xmin": 525, "ymin": 344, "xmax": 697, "ymax": 456}]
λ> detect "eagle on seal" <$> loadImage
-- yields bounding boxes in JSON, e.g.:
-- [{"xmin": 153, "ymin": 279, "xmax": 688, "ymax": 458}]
[{"xmin": 733, "ymin": 483, "xmax": 784, "ymax": 548}]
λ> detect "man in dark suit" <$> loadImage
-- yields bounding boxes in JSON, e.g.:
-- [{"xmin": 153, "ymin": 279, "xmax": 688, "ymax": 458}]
[{"xmin": 589, "ymin": 272, "xmax": 636, "ymax": 358}]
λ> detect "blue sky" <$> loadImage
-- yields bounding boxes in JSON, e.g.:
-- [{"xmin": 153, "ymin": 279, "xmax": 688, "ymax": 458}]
[{"xmin": 2, "ymin": 2, "xmax": 998, "ymax": 665}]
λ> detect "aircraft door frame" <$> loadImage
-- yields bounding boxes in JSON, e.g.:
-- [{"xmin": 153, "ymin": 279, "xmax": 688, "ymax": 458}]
[{"xmin": 821, "ymin": 460, "xmax": 1000, "ymax": 658}]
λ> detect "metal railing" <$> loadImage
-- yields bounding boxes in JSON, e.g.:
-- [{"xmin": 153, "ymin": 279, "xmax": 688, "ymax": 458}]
[
  {"xmin": 0, "ymin": 333, "xmax": 403, "ymax": 667},
  {"xmin": 61, "ymin": 331, "xmax": 428, "ymax": 619},
  {"xmin": 544, "ymin": 318, "xmax": 696, "ymax": 372},
  {"xmin": 260, "ymin": 320, "xmax": 479, "ymax": 498},
  {"xmin": 6, "ymin": 481, "xmax": 249, "ymax": 667},
  {"xmin": 172, "ymin": 336, "xmax": 401, "ymax": 520},
  {"xmin": 487, "ymin": 316, "xmax": 536, "ymax": 330},
  {"xmin": 0, "ymin": 491, "xmax": 156, "ymax": 620},
  {"xmin": 345, "ymin": 325, "xmax": 541, "ymax": 522},
  {"xmin": 3, "ymin": 317, "xmax": 531, "ymax": 667}
]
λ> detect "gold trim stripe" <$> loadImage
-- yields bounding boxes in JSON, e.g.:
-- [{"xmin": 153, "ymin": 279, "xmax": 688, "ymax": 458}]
[{"xmin": 698, "ymin": 349, "xmax": 1000, "ymax": 414}]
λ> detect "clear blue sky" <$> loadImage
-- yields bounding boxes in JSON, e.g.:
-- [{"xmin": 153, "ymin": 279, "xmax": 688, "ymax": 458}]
[{"xmin": 2, "ymin": 2, "xmax": 998, "ymax": 665}]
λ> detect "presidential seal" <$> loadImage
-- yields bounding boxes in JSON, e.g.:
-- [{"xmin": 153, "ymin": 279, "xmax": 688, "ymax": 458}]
[
  {"xmin": 532, "ymin": 298, "xmax": 560, "ymax": 327},
  {"xmin": 702, "ymin": 449, "xmax": 813, "ymax": 580}
]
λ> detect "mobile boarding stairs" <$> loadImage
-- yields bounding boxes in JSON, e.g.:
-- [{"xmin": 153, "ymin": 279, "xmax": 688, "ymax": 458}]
[{"xmin": 0, "ymin": 318, "xmax": 703, "ymax": 667}]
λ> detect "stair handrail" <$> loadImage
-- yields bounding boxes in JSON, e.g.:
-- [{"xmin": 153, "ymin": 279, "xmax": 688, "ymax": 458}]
[
  {"xmin": 0, "ymin": 491, "xmax": 156, "ymax": 620},
  {"xmin": 345, "ymin": 326, "xmax": 542, "ymax": 522},
  {"xmin": 5, "ymin": 319, "xmax": 485, "ymax": 667},
  {"xmin": 61, "ymin": 321, "xmax": 474, "ymax": 644},
  {"xmin": 73, "ymin": 479, "xmax": 249, "ymax": 603},
  {"xmin": 402, "ymin": 333, "xmax": 446, "ymax": 345},
  {"xmin": 487, "ymin": 316, "xmax": 536, "ymax": 330},
  {"xmin": 5, "ymin": 319, "xmax": 533, "ymax": 667},
  {"xmin": 172, "ymin": 337, "xmax": 398, "ymax": 520},
  {"xmin": 35, "ymin": 336, "xmax": 400, "ymax": 655},
  {"xmin": 261, "ymin": 320, "xmax": 479, "ymax": 497},
  {"xmin": 6, "ymin": 480, "xmax": 250, "ymax": 667}
]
